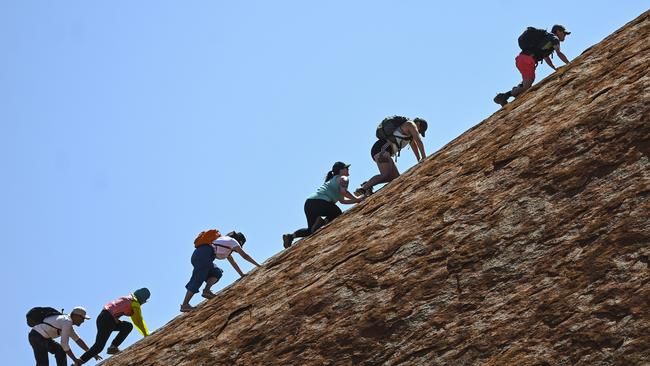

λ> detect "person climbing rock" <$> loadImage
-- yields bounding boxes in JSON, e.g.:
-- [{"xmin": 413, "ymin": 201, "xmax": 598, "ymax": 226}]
[
  {"xmin": 28, "ymin": 306, "xmax": 98, "ymax": 366},
  {"xmin": 494, "ymin": 25, "xmax": 571, "ymax": 107},
  {"xmin": 180, "ymin": 231, "xmax": 260, "ymax": 312},
  {"xmin": 355, "ymin": 116, "xmax": 427, "ymax": 196},
  {"xmin": 282, "ymin": 161, "xmax": 365, "ymax": 248},
  {"xmin": 75, "ymin": 288, "xmax": 150, "ymax": 364}
]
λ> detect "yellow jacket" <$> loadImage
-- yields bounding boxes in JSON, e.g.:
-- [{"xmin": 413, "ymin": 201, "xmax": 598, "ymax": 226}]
[{"xmin": 130, "ymin": 299, "xmax": 149, "ymax": 336}]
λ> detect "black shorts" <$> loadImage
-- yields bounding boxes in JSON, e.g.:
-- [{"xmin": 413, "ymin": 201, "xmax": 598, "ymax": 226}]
[
  {"xmin": 371, "ymin": 139, "xmax": 393, "ymax": 161},
  {"xmin": 371, "ymin": 139, "xmax": 390, "ymax": 157}
]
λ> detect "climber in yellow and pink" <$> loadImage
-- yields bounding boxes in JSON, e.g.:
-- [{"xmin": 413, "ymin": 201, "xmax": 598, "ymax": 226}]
[{"xmin": 74, "ymin": 288, "xmax": 150, "ymax": 364}]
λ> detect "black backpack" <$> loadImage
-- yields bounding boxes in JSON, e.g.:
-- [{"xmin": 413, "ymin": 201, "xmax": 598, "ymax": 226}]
[
  {"xmin": 376, "ymin": 116, "xmax": 410, "ymax": 143},
  {"xmin": 518, "ymin": 27, "xmax": 556, "ymax": 61},
  {"xmin": 26, "ymin": 307, "xmax": 63, "ymax": 327}
]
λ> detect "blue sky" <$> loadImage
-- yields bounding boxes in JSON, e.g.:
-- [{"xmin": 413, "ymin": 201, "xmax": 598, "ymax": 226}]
[{"xmin": 2, "ymin": 1, "xmax": 647, "ymax": 364}]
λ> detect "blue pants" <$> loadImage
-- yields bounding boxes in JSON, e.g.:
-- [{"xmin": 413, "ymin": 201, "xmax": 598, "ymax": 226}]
[{"xmin": 185, "ymin": 245, "xmax": 223, "ymax": 293}]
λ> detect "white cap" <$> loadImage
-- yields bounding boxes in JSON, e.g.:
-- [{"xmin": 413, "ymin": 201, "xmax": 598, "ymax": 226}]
[{"xmin": 71, "ymin": 306, "xmax": 91, "ymax": 319}]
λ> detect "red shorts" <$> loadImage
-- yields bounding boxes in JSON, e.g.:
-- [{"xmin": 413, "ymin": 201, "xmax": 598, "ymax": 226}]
[{"xmin": 515, "ymin": 53, "xmax": 536, "ymax": 81}]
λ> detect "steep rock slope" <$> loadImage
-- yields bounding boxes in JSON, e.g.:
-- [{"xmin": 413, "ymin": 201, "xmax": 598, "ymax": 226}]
[{"xmin": 103, "ymin": 11, "xmax": 650, "ymax": 366}]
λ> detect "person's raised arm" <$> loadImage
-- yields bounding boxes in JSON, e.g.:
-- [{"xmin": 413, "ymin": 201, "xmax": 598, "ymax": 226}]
[
  {"xmin": 544, "ymin": 55, "xmax": 557, "ymax": 70},
  {"xmin": 130, "ymin": 301, "xmax": 149, "ymax": 336},
  {"xmin": 338, "ymin": 176, "xmax": 363, "ymax": 204},
  {"xmin": 232, "ymin": 246, "xmax": 260, "ymax": 267},
  {"xmin": 405, "ymin": 123, "xmax": 426, "ymax": 161},
  {"xmin": 60, "ymin": 324, "xmax": 80, "ymax": 364},
  {"xmin": 554, "ymin": 44, "xmax": 570, "ymax": 64},
  {"xmin": 227, "ymin": 255, "xmax": 245, "ymax": 277}
]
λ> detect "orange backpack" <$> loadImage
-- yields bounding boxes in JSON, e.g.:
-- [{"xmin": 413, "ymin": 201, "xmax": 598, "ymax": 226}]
[{"xmin": 194, "ymin": 229, "xmax": 221, "ymax": 248}]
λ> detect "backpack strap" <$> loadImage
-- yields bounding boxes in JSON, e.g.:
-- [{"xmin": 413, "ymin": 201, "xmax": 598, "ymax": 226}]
[
  {"xmin": 214, "ymin": 244, "xmax": 235, "ymax": 256},
  {"xmin": 42, "ymin": 321, "xmax": 61, "ymax": 336}
]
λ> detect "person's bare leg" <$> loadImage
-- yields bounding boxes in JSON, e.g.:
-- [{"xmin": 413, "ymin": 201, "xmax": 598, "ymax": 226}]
[
  {"xmin": 181, "ymin": 291, "xmax": 196, "ymax": 311},
  {"xmin": 511, "ymin": 78, "xmax": 534, "ymax": 98},
  {"xmin": 203, "ymin": 276, "xmax": 219, "ymax": 294},
  {"xmin": 387, "ymin": 159, "xmax": 399, "ymax": 181},
  {"xmin": 362, "ymin": 154, "xmax": 396, "ymax": 191}
]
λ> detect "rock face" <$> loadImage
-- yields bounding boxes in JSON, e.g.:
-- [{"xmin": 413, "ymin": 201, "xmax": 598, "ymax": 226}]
[{"xmin": 103, "ymin": 11, "xmax": 650, "ymax": 366}]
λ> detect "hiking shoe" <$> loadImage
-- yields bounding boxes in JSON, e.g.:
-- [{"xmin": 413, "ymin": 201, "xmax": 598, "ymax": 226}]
[
  {"xmin": 107, "ymin": 346, "xmax": 121, "ymax": 355},
  {"xmin": 201, "ymin": 290, "xmax": 216, "ymax": 300},
  {"xmin": 282, "ymin": 234, "xmax": 293, "ymax": 249},
  {"xmin": 180, "ymin": 304, "xmax": 197, "ymax": 313},
  {"xmin": 355, "ymin": 186, "xmax": 374, "ymax": 197},
  {"xmin": 493, "ymin": 93, "xmax": 509, "ymax": 107}
]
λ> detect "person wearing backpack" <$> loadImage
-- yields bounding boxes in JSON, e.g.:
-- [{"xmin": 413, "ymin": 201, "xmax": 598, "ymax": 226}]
[
  {"xmin": 282, "ymin": 161, "xmax": 365, "ymax": 248},
  {"xmin": 180, "ymin": 231, "xmax": 260, "ymax": 312},
  {"xmin": 494, "ymin": 25, "xmax": 571, "ymax": 107},
  {"xmin": 28, "ymin": 306, "xmax": 99, "ymax": 366},
  {"xmin": 74, "ymin": 288, "xmax": 150, "ymax": 364},
  {"xmin": 354, "ymin": 116, "xmax": 428, "ymax": 197}
]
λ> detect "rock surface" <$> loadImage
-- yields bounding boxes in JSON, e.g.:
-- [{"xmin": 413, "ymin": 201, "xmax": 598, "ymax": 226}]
[{"xmin": 102, "ymin": 11, "xmax": 650, "ymax": 366}]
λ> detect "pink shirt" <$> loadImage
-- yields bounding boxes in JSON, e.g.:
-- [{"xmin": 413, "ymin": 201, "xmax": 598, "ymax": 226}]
[{"xmin": 104, "ymin": 296, "xmax": 134, "ymax": 319}]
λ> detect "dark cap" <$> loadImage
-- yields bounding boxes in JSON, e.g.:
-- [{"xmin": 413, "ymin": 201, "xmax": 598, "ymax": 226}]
[
  {"xmin": 332, "ymin": 161, "xmax": 350, "ymax": 174},
  {"xmin": 413, "ymin": 117, "xmax": 428, "ymax": 137},
  {"xmin": 133, "ymin": 288, "xmax": 151, "ymax": 304},
  {"xmin": 228, "ymin": 231, "xmax": 246, "ymax": 246},
  {"xmin": 551, "ymin": 24, "xmax": 571, "ymax": 35}
]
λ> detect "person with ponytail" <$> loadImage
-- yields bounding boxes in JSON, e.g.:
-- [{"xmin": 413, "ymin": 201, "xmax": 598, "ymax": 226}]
[{"xmin": 282, "ymin": 161, "xmax": 365, "ymax": 248}]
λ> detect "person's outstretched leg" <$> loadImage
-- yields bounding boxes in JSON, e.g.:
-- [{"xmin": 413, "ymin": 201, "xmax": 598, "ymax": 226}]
[
  {"xmin": 108, "ymin": 321, "xmax": 133, "ymax": 351},
  {"xmin": 181, "ymin": 290, "xmax": 196, "ymax": 312},
  {"xmin": 361, "ymin": 154, "xmax": 399, "ymax": 194},
  {"xmin": 182, "ymin": 245, "xmax": 214, "ymax": 311},
  {"xmin": 284, "ymin": 199, "xmax": 322, "ymax": 247},
  {"xmin": 79, "ymin": 310, "xmax": 115, "ymax": 363},
  {"xmin": 510, "ymin": 78, "xmax": 534, "ymax": 98},
  {"xmin": 284, "ymin": 198, "xmax": 340, "ymax": 247},
  {"xmin": 495, "ymin": 53, "xmax": 536, "ymax": 106}
]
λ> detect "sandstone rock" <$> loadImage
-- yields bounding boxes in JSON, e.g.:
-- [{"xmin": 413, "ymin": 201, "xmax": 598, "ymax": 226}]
[{"xmin": 102, "ymin": 10, "xmax": 650, "ymax": 366}]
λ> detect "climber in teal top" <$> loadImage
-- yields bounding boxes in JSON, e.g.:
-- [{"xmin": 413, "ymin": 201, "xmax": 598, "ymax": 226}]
[
  {"xmin": 283, "ymin": 161, "xmax": 365, "ymax": 248},
  {"xmin": 308, "ymin": 173, "xmax": 345, "ymax": 202}
]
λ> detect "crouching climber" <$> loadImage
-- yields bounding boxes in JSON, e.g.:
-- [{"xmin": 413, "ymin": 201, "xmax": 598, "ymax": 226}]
[
  {"xmin": 74, "ymin": 288, "xmax": 150, "ymax": 364},
  {"xmin": 355, "ymin": 116, "xmax": 427, "ymax": 197},
  {"xmin": 282, "ymin": 161, "xmax": 364, "ymax": 248},
  {"xmin": 180, "ymin": 230, "xmax": 261, "ymax": 312},
  {"xmin": 27, "ymin": 306, "xmax": 99, "ymax": 366}
]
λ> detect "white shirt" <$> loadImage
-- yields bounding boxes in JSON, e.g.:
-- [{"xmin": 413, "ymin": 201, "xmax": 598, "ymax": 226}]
[
  {"xmin": 393, "ymin": 128, "xmax": 411, "ymax": 149},
  {"xmin": 32, "ymin": 314, "xmax": 80, "ymax": 351},
  {"xmin": 212, "ymin": 236, "xmax": 241, "ymax": 260}
]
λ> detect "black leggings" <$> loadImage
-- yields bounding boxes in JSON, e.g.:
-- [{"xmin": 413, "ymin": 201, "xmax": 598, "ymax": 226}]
[
  {"xmin": 29, "ymin": 330, "xmax": 67, "ymax": 366},
  {"xmin": 293, "ymin": 198, "xmax": 342, "ymax": 238},
  {"xmin": 79, "ymin": 310, "xmax": 133, "ymax": 363}
]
